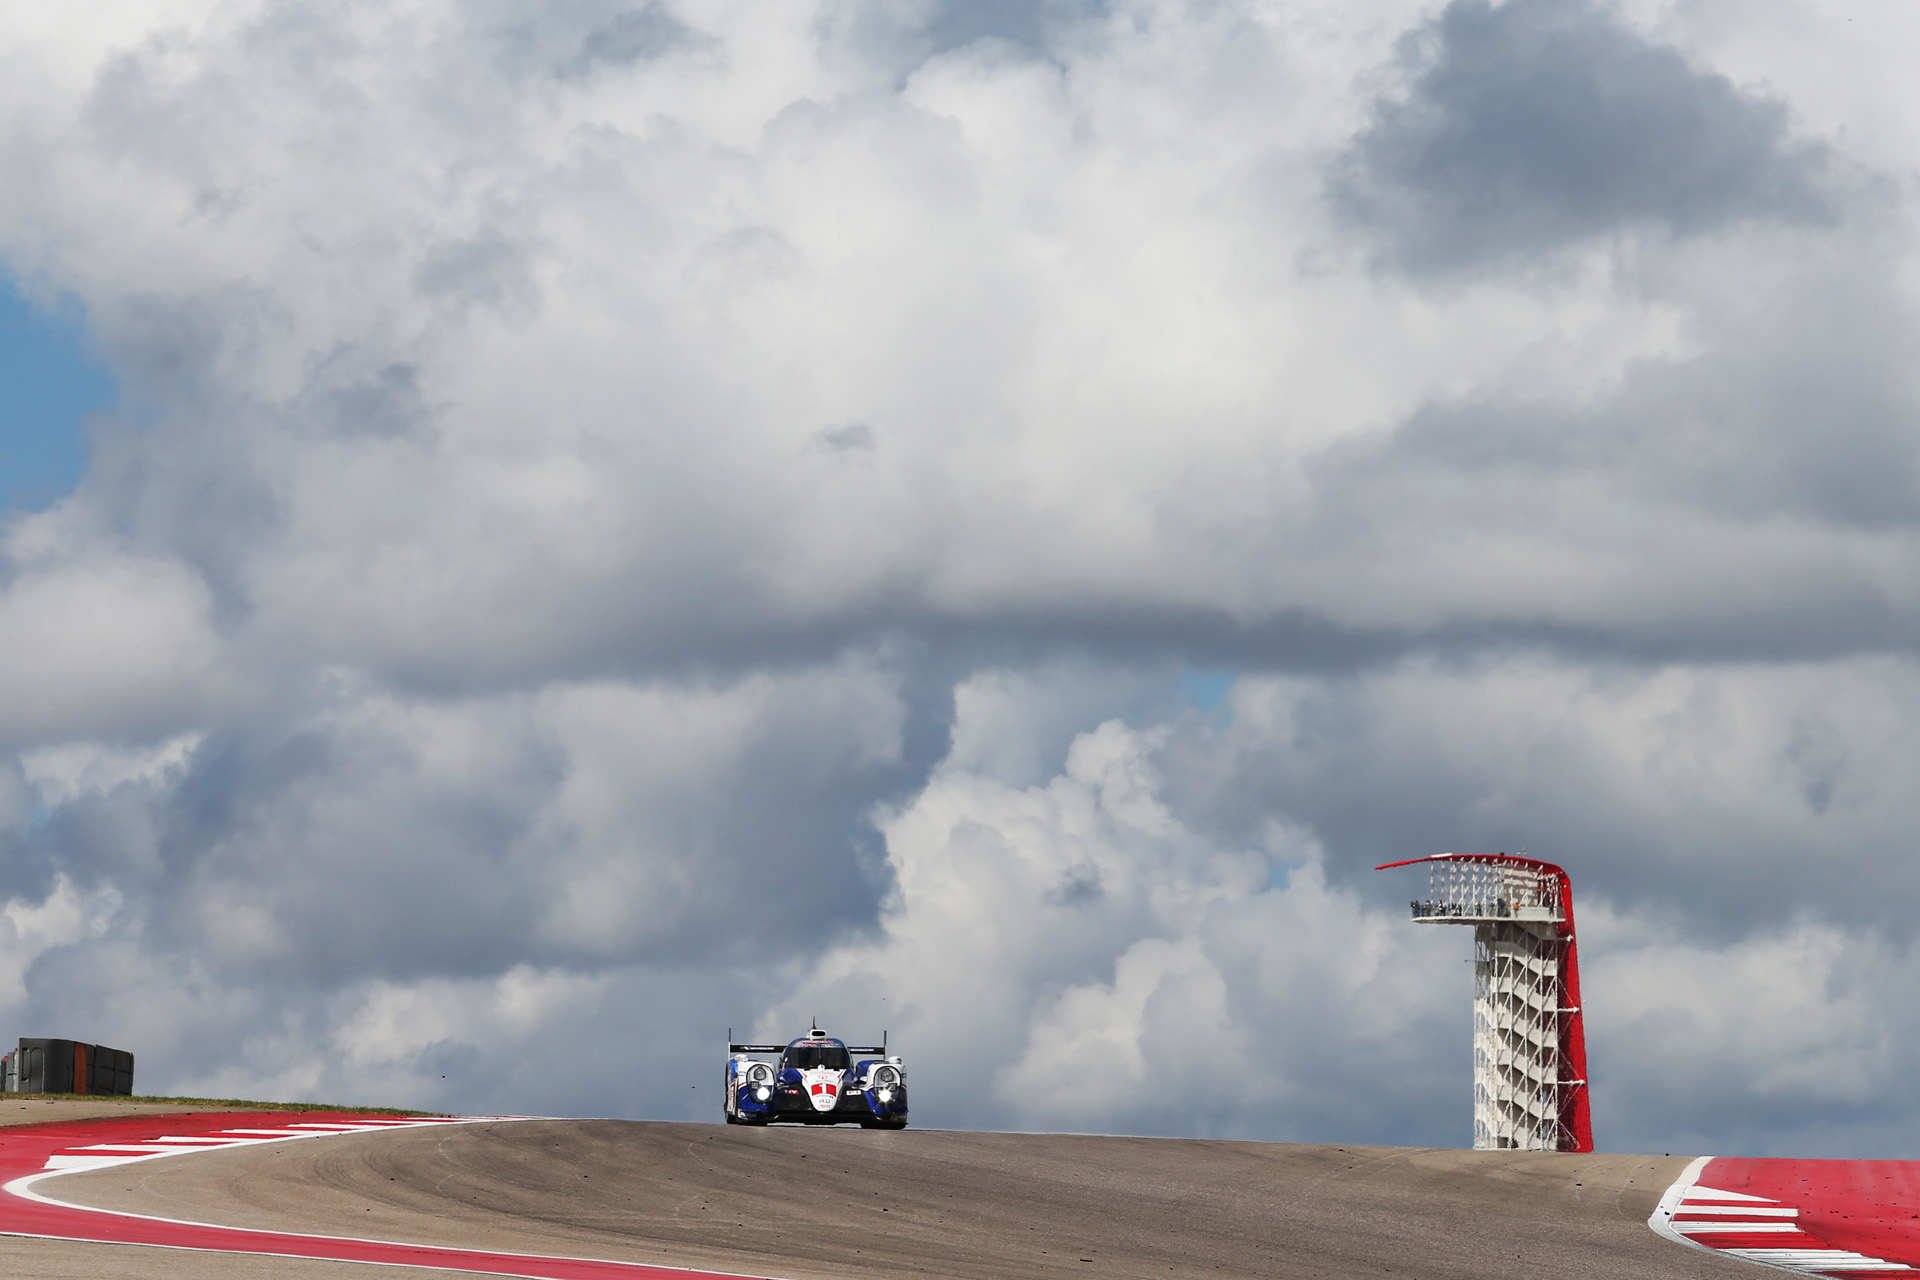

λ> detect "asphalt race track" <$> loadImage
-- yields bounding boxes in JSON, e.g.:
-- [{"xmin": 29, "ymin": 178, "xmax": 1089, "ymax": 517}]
[
  {"xmin": 0, "ymin": 1104, "xmax": 1770, "ymax": 1280},
  {"xmin": 0, "ymin": 1109, "xmax": 705, "ymax": 1279}
]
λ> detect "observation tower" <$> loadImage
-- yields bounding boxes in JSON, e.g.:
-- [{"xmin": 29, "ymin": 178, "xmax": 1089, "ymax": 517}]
[{"xmin": 1378, "ymin": 853, "xmax": 1592, "ymax": 1153}]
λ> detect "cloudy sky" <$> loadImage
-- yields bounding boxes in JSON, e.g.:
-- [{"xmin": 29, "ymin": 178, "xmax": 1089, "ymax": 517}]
[{"xmin": 2, "ymin": 0, "xmax": 1917, "ymax": 1158}]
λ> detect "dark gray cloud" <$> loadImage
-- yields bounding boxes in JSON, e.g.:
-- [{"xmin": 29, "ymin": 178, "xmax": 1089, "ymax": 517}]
[
  {"xmin": 923, "ymin": 0, "xmax": 1068, "ymax": 53},
  {"xmin": 413, "ymin": 235, "xmax": 540, "ymax": 318},
  {"xmin": 812, "ymin": 422, "xmax": 876, "ymax": 452},
  {"xmin": 299, "ymin": 353, "xmax": 435, "ymax": 440},
  {"xmin": 1326, "ymin": 351, "xmax": 1920, "ymax": 543},
  {"xmin": 480, "ymin": 0, "xmax": 709, "ymax": 81},
  {"xmin": 814, "ymin": 0, "xmax": 1101, "ymax": 81},
  {"xmin": 9, "ymin": 665, "xmax": 907, "ymax": 989},
  {"xmin": 1156, "ymin": 659, "xmax": 1920, "ymax": 944},
  {"xmin": 1331, "ymin": 0, "xmax": 1835, "ymax": 273}
]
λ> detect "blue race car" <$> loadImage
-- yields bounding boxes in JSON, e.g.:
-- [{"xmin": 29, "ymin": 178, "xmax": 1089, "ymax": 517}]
[{"xmin": 724, "ymin": 1026, "xmax": 907, "ymax": 1129}]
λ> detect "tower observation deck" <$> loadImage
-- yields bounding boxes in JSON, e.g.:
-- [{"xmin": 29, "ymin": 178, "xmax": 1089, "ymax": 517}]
[{"xmin": 1378, "ymin": 853, "xmax": 1592, "ymax": 1153}]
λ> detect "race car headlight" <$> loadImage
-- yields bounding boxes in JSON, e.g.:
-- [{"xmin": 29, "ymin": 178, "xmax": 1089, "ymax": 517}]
[
  {"xmin": 871, "ymin": 1065, "xmax": 900, "ymax": 1088},
  {"xmin": 747, "ymin": 1064, "xmax": 773, "ymax": 1085},
  {"xmin": 875, "ymin": 1087, "xmax": 894, "ymax": 1103},
  {"xmin": 754, "ymin": 1086, "xmax": 772, "ymax": 1101}
]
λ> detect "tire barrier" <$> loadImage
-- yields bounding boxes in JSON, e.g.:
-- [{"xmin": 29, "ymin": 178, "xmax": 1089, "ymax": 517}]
[{"xmin": 1, "ymin": 1039, "xmax": 135, "ymax": 1096}]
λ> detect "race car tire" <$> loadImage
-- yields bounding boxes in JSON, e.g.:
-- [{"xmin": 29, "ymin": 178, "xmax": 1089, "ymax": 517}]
[{"xmin": 860, "ymin": 1119, "xmax": 907, "ymax": 1130}]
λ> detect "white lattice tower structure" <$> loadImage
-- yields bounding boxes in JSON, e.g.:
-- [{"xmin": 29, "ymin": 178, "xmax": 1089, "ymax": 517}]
[{"xmin": 1379, "ymin": 853, "xmax": 1592, "ymax": 1153}]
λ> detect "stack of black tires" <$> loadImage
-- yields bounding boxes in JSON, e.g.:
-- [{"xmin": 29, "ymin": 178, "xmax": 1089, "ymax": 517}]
[{"xmin": 1, "ymin": 1038, "xmax": 136, "ymax": 1095}]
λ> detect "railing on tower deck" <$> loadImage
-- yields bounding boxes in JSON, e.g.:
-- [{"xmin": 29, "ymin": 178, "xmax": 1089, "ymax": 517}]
[{"xmin": 1392, "ymin": 852, "xmax": 1566, "ymax": 925}]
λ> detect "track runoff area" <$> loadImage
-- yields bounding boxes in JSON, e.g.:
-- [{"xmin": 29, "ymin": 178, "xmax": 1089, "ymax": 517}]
[
  {"xmin": 1654, "ymin": 1157, "xmax": 1920, "ymax": 1276},
  {"xmin": 2, "ymin": 1111, "xmax": 1920, "ymax": 1276}
]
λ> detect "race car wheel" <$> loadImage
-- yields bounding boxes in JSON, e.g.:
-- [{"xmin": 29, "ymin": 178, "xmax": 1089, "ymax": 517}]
[{"xmin": 860, "ymin": 1118, "xmax": 907, "ymax": 1130}]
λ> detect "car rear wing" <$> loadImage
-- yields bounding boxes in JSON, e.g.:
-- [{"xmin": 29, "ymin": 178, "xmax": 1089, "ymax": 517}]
[{"xmin": 727, "ymin": 1031, "xmax": 891, "ymax": 1056}]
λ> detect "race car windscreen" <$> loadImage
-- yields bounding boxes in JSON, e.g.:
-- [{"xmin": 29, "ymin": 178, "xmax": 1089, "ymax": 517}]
[{"xmin": 784, "ymin": 1043, "xmax": 851, "ymax": 1071}]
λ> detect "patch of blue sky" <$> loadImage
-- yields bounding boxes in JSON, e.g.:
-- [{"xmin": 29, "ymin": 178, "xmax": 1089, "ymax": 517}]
[
  {"xmin": 1266, "ymin": 856, "xmax": 1320, "ymax": 893},
  {"xmin": 1177, "ymin": 667, "xmax": 1236, "ymax": 715},
  {"xmin": 0, "ymin": 275, "xmax": 114, "ymax": 513}
]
